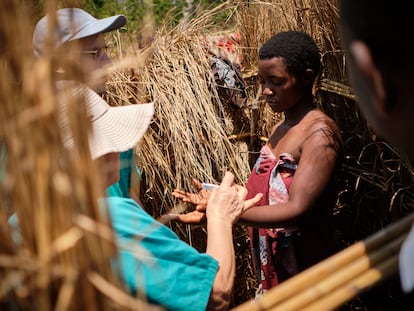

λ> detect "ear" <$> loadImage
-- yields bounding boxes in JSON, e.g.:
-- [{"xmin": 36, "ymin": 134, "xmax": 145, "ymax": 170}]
[
  {"xmin": 302, "ymin": 68, "xmax": 315, "ymax": 87},
  {"xmin": 349, "ymin": 41, "xmax": 388, "ymax": 116}
]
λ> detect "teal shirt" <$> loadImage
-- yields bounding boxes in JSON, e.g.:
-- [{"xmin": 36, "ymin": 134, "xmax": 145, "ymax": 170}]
[
  {"xmin": 107, "ymin": 149, "xmax": 135, "ymax": 198},
  {"xmin": 9, "ymin": 197, "xmax": 218, "ymax": 311},
  {"xmin": 105, "ymin": 196, "xmax": 218, "ymax": 311}
]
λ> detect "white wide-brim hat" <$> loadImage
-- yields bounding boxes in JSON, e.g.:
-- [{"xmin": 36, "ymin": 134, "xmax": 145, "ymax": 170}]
[{"xmin": 58, "ymin": 81, "xmax": 154, "ymax": 159}]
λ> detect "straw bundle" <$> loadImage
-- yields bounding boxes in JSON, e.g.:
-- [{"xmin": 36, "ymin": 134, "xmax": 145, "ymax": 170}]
[
  {"xmin": 0, "ymin": 1, "xmax": 159, "ymax": 310},
  {"xmin": 104, "ymin": 2, "xmax": 259, "ymax": 304},
  {"xmin": 105, "ymin": 2, "xmax": 252, "ymax": 214}
]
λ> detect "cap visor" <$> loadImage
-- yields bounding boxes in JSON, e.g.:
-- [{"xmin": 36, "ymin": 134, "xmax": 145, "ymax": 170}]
[{"xmin": 72, "ymin": 14, "xmax": 127, "ymax": 40}]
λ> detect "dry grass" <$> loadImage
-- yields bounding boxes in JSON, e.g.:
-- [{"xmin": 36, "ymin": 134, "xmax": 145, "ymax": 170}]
[
  {"xmin": 2, "ymin": 0, "xmax": 414, "ymax": 310},
  {"xmin": 0, "ymin": 1, "xmax": 157, "ymax": 310},
  {"xmin": 104, "ymin": 2, "xmax": 259, "ymax": 303}
]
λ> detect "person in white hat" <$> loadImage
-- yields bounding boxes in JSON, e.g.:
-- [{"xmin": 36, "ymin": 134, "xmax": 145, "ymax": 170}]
[{"xmin": 30, "ymin": 8, "xmax": 263, "ymax": 311}]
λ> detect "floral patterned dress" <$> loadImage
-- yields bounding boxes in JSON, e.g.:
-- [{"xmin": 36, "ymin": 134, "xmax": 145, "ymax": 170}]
[
  {"xmin": 246, "ymin": 144, "xmax": 337, "ymax": 294},
  {"xmin": 246, "ymin": 145, "xmax": 300, "ymax": 292}
]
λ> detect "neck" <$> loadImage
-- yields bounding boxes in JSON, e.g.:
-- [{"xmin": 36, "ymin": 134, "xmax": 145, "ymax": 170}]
[{"xmin": 283, "ymin": 101, "xmax": 315, "ymax": 126}]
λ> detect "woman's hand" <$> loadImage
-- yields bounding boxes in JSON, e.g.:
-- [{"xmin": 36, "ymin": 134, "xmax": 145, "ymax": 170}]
[
  {"xmin": 172, "ymin": 178, "xmax": 210, "ymax": 210},
  {"xmin": 171, "ymin": 178, "xmax": 210, "ymax": 223},
  {"xmin": 170, "ymin": 174, "xmax": 262, "ymax": 224},
  {"xmin": 206, "ymin": 172, "xmax": 262, "ymax": 225},
  {"xmin": 166, "ymin": 210, "xmax": 207, "ymax": 224}
]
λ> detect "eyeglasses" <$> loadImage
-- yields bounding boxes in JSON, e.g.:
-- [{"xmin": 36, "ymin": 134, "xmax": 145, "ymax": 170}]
[{"xmin": 80, "ymin": 46, "xmax": 112, "ymax": 60}]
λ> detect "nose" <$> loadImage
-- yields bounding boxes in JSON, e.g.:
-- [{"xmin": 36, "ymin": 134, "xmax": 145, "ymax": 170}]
[
  {"xmin": 99, "ymin": 52, "xmax": 112, "ymax": 66},
  {"xmin": 262, "ymin": 86, "xmax": 273, "ymax": 96}
]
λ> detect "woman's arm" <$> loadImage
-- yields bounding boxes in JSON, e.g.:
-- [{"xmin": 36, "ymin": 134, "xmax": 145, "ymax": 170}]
[
  {"xmin": 241, "ymin": 126, "xmax": 340, "ymax": 227},
  {"xmin": 204, "ymin": 172, "xmax": 262, "ymax": 310}
]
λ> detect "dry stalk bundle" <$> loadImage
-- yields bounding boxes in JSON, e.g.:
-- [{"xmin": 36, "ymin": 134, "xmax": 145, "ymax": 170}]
[
  {"xmin": 231, "ymin": 212, "xmax": 414, "ymax": 311},
  {"xmin": 0, "ymin": 1, "xmax": 157, "ymax": 310},
  {"xmin": 319, "ymin": 78, "xmax": 356, "ymax": 101},
  {"xmin": 301, "ymin": 256, "xmax": 398, "ymax": 311},
  {"xmin": 105, "ymin": 2, "xmax": 252, "ymax": 218},
  {"xmin": 104, "ymin": 2, "xmax": 258, "ymax": 303}
]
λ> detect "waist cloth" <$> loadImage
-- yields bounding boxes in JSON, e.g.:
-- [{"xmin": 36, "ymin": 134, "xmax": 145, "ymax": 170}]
[{"xmin": 246, "ymin": 145, "xmax": 299, "ymax": 290}]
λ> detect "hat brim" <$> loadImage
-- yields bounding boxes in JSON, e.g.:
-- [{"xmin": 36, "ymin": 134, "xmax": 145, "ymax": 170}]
[
  {"xmin": 58, "ymin": 82, "xmax": 153, "ymax": 160},
  {"xmin": 88, "ymin": 102, "xmax": 154, "ymax": 160},
  {"xmin": 56, "ymin": 81, "xmax": 154, "ymax": 160},
  {"xmin": 71, "ymin": 14, "xmax": 127, "ymax": 41}
]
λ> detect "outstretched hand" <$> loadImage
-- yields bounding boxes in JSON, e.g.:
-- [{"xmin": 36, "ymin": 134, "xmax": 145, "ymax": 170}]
[
  {"xmin": 166, "ymin": 210, "xmax": 207, "ymax": 224},
  {"xmin": 172, "ymin": 178, "xmax": 210, "ymax": 210},
  {"xmin": 171, "ymin": 178, "xmax": 210, "ymax": 223}
]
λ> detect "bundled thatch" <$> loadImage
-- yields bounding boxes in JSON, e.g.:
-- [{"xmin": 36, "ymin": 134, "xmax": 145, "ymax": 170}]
[
  {"xmin": 0, "ymin": 1, "xmax": 158, "ymax": 310},
  {"xmin": 105, "ymin": 2, "xmax": 260, "ymax": 304},
  {"xmin": 3, "ymin": 0, "xmax": 414, "ymax": 309}
]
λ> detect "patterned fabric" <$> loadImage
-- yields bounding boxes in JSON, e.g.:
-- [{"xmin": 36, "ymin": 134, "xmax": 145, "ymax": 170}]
[
  {"xmin": 203, "ymin": 32, "xmax": 242, "ymax": 66},
  {"xmin": 246, "ymin": 144, "xmax": 337, "ymax": 294},
  {"xmin": 246, "ymin": 145, "xmax": 300, "ymax": 291}
]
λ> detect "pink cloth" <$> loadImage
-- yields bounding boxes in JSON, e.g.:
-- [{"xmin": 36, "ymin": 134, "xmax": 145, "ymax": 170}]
[
  {"xmin": 246, "ymin": 145, "xmax": 299, "ymax": 290},
  {"xmin": 246, "ymin": 145, "xmax": 337, "ymax": 291}
]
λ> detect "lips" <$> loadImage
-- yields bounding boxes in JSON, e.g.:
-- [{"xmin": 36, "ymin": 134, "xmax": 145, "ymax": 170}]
[{"xmin": 266, "ymin": 100, "xmax": 278, "ymax": 107}]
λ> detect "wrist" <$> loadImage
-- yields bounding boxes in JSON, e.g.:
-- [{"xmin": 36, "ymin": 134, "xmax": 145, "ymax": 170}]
[{"xmin": 207, "ymin": 216, "xmax": 233, "ymax": 228}]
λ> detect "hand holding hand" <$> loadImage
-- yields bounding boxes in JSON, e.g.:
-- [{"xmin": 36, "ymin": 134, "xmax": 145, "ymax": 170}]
[
  {"xmin": 170, "ymin": 173, "xmax": 262, "ymax": 224},
  {"xmin": 206, "ymin": 171, "xmax": 262, "ymax": 225}
]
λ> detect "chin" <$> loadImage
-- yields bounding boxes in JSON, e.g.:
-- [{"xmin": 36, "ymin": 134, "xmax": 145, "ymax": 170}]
[
  {"xmin": 94, "ymin": 86, "xmax": 107, "ymax": 96},
  {"xmin": 106, "ymin": 173, "xmax": 120, "ymax": 188}
]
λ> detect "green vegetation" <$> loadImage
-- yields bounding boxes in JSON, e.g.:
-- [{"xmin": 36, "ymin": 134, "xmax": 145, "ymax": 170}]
[{"xmin": 32, "ymin": 0, "xmax": 228, "ymax": 35}]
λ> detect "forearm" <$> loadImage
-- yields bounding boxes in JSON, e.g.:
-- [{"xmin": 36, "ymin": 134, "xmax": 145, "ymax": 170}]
[
  {"xmin": 240, "ymin": 203, "xmax": 303, "ymax": 228},
  {"xmin": 206, "ymin": 218, "xmax": 234, "ymax": 311}
]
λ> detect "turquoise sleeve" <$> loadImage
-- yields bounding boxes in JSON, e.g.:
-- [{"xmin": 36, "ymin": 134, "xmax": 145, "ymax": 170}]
[{"xmin": 105, "ymin": 197, "xmax": 218, "ymax": 311}]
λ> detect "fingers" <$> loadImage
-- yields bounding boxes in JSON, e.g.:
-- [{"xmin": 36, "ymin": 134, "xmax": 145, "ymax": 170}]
[
  {"xmin": 172, "ymin": 189, "xmax": 186, "ymax": 198},
  {"xmin": 192, "ymin": 179, "xmax": 203, "ymax": 191},
  {"xmin": 196, "ymin": 204, "xmax": 207, "ymax": 212},
  {"xmin": 243, "ymin": 193, "xmax": 263, "ymax": 212},
  {"xmin": 219, "ymin": 171, "xmax": 235, "ymax": 188},
  {"xmin": 234, "ymin": 184, "xmax": 248, "ymax": 199},
  {"xmin": 158, "ymin": 210, "xmax": 206, "ymax": 224},
  {"xmin": 174, "ymin": 211, "xmax": 206, "ymax": 224}
]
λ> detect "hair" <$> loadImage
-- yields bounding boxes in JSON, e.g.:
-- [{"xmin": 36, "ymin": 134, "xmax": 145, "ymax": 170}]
[
  {"xmin": 259, "ymin": 30, "xmax": 321, "ymax": 77},
  {"xmin": 339, "ymin": 0, "xmax": 411, "ymax": 71}
]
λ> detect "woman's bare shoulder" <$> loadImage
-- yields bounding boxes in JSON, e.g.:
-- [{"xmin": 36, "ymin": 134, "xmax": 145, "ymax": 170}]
[{"xmin": 306, "ymin": 109, "xmax": 339, "ymax": 131}]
